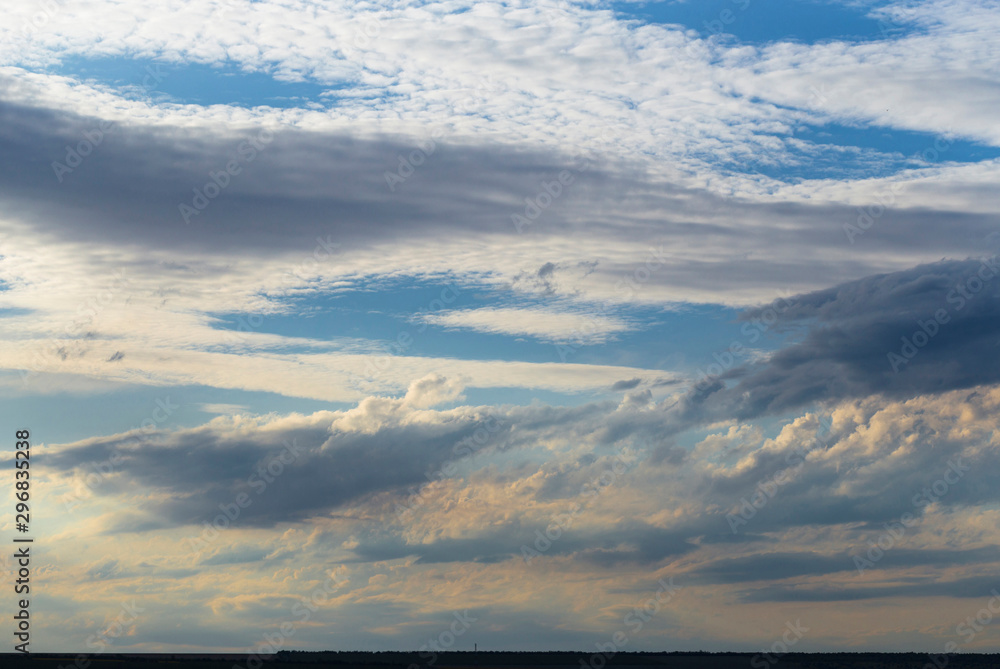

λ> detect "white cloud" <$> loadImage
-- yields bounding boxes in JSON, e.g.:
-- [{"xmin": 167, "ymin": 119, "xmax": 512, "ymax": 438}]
[
  {"xmin": 197, "ymin": 402, "xmax": 250, "ymax": 415},
  {"xmin": 419, "ymin": 305, "xmax": 630, "ymax": 343},
  {"xmin": 2, "ymin": 0, "xmax": 998, "ymax": 174}
]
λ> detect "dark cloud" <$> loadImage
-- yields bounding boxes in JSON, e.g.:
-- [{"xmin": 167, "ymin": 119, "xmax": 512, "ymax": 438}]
[
  {"xmin": 46, "ymin": 406, "xmax": 517, "ymax": 530},
  {"xmin": 0, "ymin": 98, "xmax": 619, "ymax": 255},
  {"xmin": 693, "ymin": 547, "xmax": 1000, "ymax": 587},
  {"xmin": 649, "ymin": 442, "xmax": 687, "ymax": 465},
  {"xmin": 4, "ymin": 95, "xmax": 999, "ymax": 297},
  {"xmin": 350, "ymin": 521, "xmax": 697, "ymax": 566},
  {"xmin": 669, "ymin": 257, "xmax": 1000, "ymax": 425},
  {"xmin": 611, "ymin": 377, "xmax": 641, "ymax": 391}
]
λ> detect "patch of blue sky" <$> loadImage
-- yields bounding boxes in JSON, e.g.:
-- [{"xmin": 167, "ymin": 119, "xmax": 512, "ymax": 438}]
[
  {"xmin": 0, "ymin": 378, "xmax": 347, "ymax": 446},
  {"xmin": 562, "ymin": 302, "xmax": 795, "ymax": 373},
  {"xmin": 608, "ymin": 0, "xmax": 917, "ymax": 46},
  {"xmin": 796, "ymin": 122, "xmax": 1000, "ymax": 161},
  {"xmin": 208, "ymin": 278, "xmax": 796, "ymax": 375},
  {"xmin": 725, "ymin": 121, "xmax": 1000, "ymax": 181},
  {"xmin": 208, "ymin": 276, "xmax": 479, "ymax": 353},
  {"xmin": 210, "ymin": 303, "xmax": 590, "ymax": 366},
  {"xmin": 46, "ymin": 55, "xmax": 342, "ymax": 108}
]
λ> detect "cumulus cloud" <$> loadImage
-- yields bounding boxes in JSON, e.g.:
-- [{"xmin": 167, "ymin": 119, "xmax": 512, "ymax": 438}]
[
  {"xmin": 49, "ymin": 379, "xmax": 1000, "ymax": 566},
  {"xmin": 40, "ymin": 374, "xmax": 1000, "ymax": 649},
  {"xmin": 47, "ymin": 374, "xmax": 518, "ymax": 529}
]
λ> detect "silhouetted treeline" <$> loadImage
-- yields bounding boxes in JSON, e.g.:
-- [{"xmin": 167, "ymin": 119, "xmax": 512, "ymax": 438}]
[{"xmin": 2, "ymin": 651, "xmax": 998, "ymax": 669}]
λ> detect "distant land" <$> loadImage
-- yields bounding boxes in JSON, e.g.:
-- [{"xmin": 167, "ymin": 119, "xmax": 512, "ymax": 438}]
[{"xmin": 1, "ymin": 651, "xmax": 997, "ymax": 669}]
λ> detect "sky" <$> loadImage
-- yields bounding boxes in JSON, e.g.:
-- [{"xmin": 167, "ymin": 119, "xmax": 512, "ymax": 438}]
[{"xmin": 1, "ymin": 0, "xmax": 1000, "ymax": 656}]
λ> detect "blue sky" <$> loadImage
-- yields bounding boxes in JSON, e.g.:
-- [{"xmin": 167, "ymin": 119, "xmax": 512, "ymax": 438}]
[
  {"xmin": 611, "ymin": 0, "xmax": 904, "ymax": 44},
  {"xmin": 2, "ymin": 0, "xmax": 1000, "ymax": 656},
  {"xmin": 51, "ymin": 55, "xmax": 339, "ymax": 107}
]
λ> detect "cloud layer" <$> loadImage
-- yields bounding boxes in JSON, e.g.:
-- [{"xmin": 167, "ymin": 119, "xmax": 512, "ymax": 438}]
[{"xmin": 5, "ymin": 0, "xmax": 1000, "ymax": 655}]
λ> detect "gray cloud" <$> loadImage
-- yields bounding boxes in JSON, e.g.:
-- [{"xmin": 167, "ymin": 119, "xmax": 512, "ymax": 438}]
[
  {"xmin": 46, "ymin": 405, "xmax": 517, "ymax": 530},
  {"xmin": 668, "ymin": 257, "xmax": 1000, "ymax": 426},
  {"xmin": 4, "ymin": 95, "xmax": 1000, "ymax": 305},
  {"xmin": 694, "ymin": 547, "xmax": 1000, "ymax": 587},
  {"xmin": 45, "ymin": 374, "xmax": 1000, "ymax": 571},
  {"xmin": 611, "ymin": 377, "xmax": 641, "ymax": 391},
  {"xmin": 349, "ymin": 520, "xmax": 698, "ymax": 566}
]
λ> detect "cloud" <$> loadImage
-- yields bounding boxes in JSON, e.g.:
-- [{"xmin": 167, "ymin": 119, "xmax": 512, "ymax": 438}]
[
  {"xmin": 5, "ymin": 0, "xmax": 1000, "ymax": 157},
  {"xmin": 739, "ymin": 573, "xmax": 1000, "ymax": 603},
  {"xmin": 9, "ymin": 0, "xmax": 1000, "ymax": 651},
  {"xmin": 46, "ymin": 375, "xmax": 520, "ymax": 530},
  {"xmin": 198, "ymin": 403, "xmax": 250, "ymax": 415},
  {"xmin": 38, "ymin": 372, "xmax": 1000, "ymax": 650},
  {"xmin": 610, "ymin": 377, "xmax": 641, "ymax": 391},
  {"xmin": 5, "ymin": 88, "xmax": 996, "ymax": 407},
  {"xmin": 400, "ymin": 373, "xmax": 465, "ymax": 408},
  {"xmin": 693, "ymin": 546, "xmax": 1000, "ymax": 586},
  {"xmin": 419, "ymin": 306, "xmax": 631, "ymax": 343},
  {"xmin": 344, "ymin": 384, "xmax": 1000, "ymax": 571},
  {"xmin": 668, "ymin": 256, "xmax": 1000, "ymax": 425},
  {"xmin": 50, "ymin": 379, "xmax": 1000, "ymax": 557}
]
